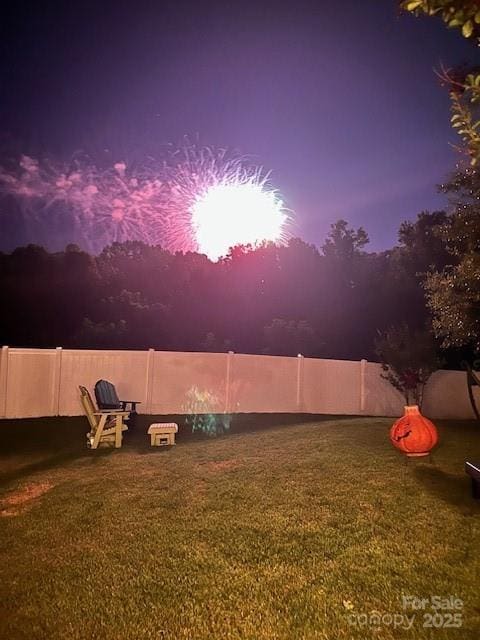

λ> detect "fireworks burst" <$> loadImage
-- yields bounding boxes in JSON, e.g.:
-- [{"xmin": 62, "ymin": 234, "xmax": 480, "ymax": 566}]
[
  {"xmin": 0, "ymin": 142, "xmax": 291, "ymax": 257},
  {"xmin": 0, "ymin": 154, "xmax": 172, "ymax": 253},
  {"xmin": 164, "ymin": 143, "xmax": 289, "ymax": 259},
  {"xmin": 192, "ymin": 182, "xmax": 286, "ymax": 260}
]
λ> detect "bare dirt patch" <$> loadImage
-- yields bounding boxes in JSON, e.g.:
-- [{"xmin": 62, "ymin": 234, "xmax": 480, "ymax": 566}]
[{"xmin": 0, "ymin": 481, "xmax": 54, "ymax": 517}]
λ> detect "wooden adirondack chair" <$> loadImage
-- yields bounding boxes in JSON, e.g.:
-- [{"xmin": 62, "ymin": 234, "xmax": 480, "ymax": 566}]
[{"xmin": 79, "ymin": 386, "xmax": 129, "ymax": 449}]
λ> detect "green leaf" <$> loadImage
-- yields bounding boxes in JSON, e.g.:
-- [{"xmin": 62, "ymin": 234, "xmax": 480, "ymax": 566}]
[
  {"xmin": 462, "ymin": 20, "xmax": 474, "ymax": 38},
  {"xmin": 474, "ymin": 11, "xmax": 480, "ymax": 24}
]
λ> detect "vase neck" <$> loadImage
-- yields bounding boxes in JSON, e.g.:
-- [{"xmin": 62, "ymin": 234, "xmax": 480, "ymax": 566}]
[{"xmin": 404, "ymin": 405, "xmax": 420, "ymax": 415}]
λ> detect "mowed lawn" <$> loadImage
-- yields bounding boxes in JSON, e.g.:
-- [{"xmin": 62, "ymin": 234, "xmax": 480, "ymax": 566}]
[{"xmin": 0, "ymin": 415, "xmax": 479, "ymax": 640}]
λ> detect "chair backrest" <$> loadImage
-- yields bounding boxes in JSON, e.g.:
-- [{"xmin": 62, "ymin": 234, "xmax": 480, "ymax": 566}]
[
  {"xmin": 79, "ymin": 385, "xmax": 98, "ymax": 432},
  {"xmin": 95, "ymin": 379, "xmax": 121, "ymax": 410},
  {"xmin": 463, "ymin": 361, "xmax": 480, "ymax": 421}
]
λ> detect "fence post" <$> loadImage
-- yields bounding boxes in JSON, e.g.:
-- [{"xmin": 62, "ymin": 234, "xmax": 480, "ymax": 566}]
[
  {"xmin": 360, "ymin": 358, "xmax": 367, "ymax": 413},
  {"xmin": 0, "ymin": 346, "xmax": 9, "ymax": 418},
  {"xmin": 296, "ymin": 354, "xmax": 304, "ymax": 411},
  {"xmin": 225, "ymin": 351, "xmax": 234, "ymax": 413},
  {"xmin": 145, "ymin": 348, "xmax": 155, "ymax": 414},
  {"xmin": 51, "ymin": 347, "xmax": 63, "ymax": 416}
]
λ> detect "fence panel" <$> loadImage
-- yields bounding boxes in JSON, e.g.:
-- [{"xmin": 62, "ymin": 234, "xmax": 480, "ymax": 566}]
[
  {"xmin": 58, "ymin": 350, "xmax": 149, "ymax": 416},
  {"xmin": 5, "ymin": 349, "xmax": 57, "ymax": 418},
  {"xmin": 150, "ymin": 351, "xmax": 228, "ymax": 414},
  {"xmin": 229, "ymin": 354, "xmax": 298, "ymax": 413},
  {"xmin": 363, "ymin": 362, "xmax": 404, "ymax": 417},
  {"xmin": 423, "ymin": 370, "xmax": 478, "ymax": 419},
  {"xmin": 0, "ymin": 346, "xmax": 478, "ymax": 420},
  {"xmin": 303, "ymin": 358, "xmax": 361, "ymax": 414}
]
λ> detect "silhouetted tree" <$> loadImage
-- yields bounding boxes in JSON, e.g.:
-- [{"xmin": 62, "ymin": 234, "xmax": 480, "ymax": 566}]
[
  {"xmin": 375, "ymin": 323, "xmax": 443, "ymax": 406},
  {"xmin": 424, "ymin": 168, "xmax": 480, "ymax": 349},
  {"xmin": 0, "ymin": 214, "xmax": 471, "ymax": 365},
  {"xmin": 263, "ymin": 319, "xmax": 318, "ymax": 357}
]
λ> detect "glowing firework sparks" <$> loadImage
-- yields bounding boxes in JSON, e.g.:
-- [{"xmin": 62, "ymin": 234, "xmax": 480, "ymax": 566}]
[
  {"xmin": 0, "ymin": 142, "xmax": 291, "ymax": 257},
  {"xmin": 164, "ymin": 142, "xmax": 289, "ymax": 259},
  {"xmin": 192, "ymin": 182, "xmax": 286, "ymax": 260}
]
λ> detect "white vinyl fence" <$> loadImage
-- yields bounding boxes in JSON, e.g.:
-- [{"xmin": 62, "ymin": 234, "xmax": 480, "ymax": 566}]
[{"xmin": 0, "ymin": 346, "xmax": 478, "ymax": 420}]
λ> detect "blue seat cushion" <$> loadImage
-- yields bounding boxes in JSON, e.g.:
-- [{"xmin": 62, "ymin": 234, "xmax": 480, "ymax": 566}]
[{"xmin": 95, "ymin": 379, "xmax": 122, "ymax": 410}]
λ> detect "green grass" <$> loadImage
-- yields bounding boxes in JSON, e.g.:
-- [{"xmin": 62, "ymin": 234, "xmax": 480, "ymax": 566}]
[{"xmin": 0, "ymin": 414, "xmax": 479, "ymax": 639}]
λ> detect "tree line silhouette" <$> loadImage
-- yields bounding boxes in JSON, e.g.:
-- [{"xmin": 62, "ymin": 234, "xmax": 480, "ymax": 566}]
[{"xmin": 3, "ymin": 212, "xmax": 468, "ymax": 366}]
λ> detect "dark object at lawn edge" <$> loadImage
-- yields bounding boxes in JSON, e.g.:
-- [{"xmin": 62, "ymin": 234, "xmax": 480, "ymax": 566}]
[
  {"xmin": 465, "ymin": 461, "xmax": 480, "ymax": 499},
  {"xmin": 462, "ymin": 361, "xmax": 480, "ymax": 421}
]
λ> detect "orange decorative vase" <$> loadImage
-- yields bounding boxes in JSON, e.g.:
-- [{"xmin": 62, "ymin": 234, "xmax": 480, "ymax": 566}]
[{"xmin": 390, "ymin": 405, "xmax": 438, "ymax": 457}]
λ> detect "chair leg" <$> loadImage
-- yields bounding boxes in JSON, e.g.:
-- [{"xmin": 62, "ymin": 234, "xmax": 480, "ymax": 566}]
[
  {"xmin": 92, "ymin": 415, "xmax": 107, "ymax": 449},
  {"xmin": 115, "ymin": 415, "xmax": 122, "ymax": 448}
]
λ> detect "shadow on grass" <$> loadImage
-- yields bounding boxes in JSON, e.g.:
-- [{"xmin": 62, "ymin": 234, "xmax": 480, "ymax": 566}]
[
  {"xmin": 0, "ymin": 416, "xmax": 87, "ymax": 454},
  {"xmin": 128, "ymin": 413, "xmax": 355, "ymax": 454},
  {"xmin": 133, "ymin": 412, "xmax": 353, "ymax": 435},
  {"xmin": 0, "ymin": 449, "xmax": 92, "ymax": 488},
  {"xmin": 0, "ymin": 412, "xmax": 370, "ymax": 474},
  {"xmin": 414, "ymin": 464, "xmax": 477, "ymax": 511},
  {"xmin": 0, "ymin": 416, "xmax": 119, "ymax": 487},
  {"xmin": 229, "ymin": 413, "xmax": 355, "ymax": 433}
]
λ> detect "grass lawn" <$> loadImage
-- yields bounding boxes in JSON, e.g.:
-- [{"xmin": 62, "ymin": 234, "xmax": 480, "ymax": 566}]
[{"xmin": 0, "ymin": 414, "xmax": 479, "ymax": 639}]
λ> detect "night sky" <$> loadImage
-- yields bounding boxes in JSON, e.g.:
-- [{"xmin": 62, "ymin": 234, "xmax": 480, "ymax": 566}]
[{"xmin": 0, "ymin": 0, "xmax": 477, "ymax": 252}]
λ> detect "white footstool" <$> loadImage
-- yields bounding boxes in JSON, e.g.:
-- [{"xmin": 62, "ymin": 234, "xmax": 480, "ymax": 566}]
[{"xmin": 148, "ymin": 423, "xmax": 178, "ymax": 446}]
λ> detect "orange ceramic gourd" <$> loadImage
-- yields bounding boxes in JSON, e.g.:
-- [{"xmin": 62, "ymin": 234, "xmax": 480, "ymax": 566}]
[{"xmin": 390, "ymin": 405, "xmax": 438, "ymax": 457}]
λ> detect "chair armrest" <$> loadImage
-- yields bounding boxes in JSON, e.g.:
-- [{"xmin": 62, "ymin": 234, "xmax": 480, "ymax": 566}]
[{"xmin": 120, "ymin": 401, "xmax": 141, "ymax": 412}]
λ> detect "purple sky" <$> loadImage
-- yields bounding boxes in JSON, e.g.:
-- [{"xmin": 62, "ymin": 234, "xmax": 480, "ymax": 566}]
[{"xmin": 0, "ymin": 0, "xmax": 477, "ymax": 252}]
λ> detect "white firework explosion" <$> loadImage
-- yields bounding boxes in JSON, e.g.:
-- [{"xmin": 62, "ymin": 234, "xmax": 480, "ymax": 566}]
[{"xmin": 0, "ymin": 142, "xmax": 291, "ymax": 258}]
